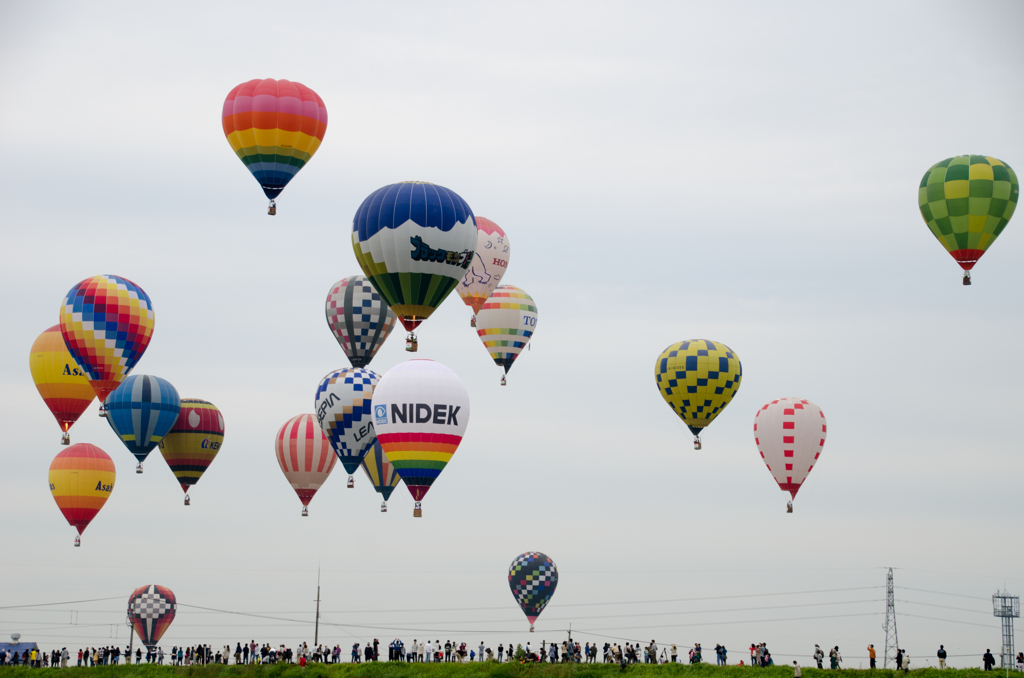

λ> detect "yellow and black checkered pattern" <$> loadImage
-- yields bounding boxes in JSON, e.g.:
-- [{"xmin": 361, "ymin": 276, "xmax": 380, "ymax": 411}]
[{"xmin": 655, "ymin": 339, "xmax": 742, "ymax": 435}]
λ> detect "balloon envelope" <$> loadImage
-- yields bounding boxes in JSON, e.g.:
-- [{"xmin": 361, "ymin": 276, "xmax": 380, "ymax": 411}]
[
  {"xmin": 105, "ymin": 375, "xmax": 181, "ymax": 464},
  {"xmin": 325, "ymin": 276, "xmax": 397, "ymax": 368},
  {"xmin": 128, "ymin": 585, "xmax": 177, "ymax": 649},
  {"xmin": 30, "ymin": 325, "xmax": 94, "ymax": 438},
  {"xmin": 919, "ymin": 155, "xmax": 1018, "ymax": 273},
  {"xmin": 314, "ymin": 368, "xmax": 381, "ymax": 476},
  {"xmin": 509, "ymin": 551, "xmax": 558, "ymax": 626},
  {"xmin": 352, "ymin": 182, "xmax": 478, "ymax": 332},
  {"xmin": 159, "ymin": 399, "xmax": 224, "ymax": 493},
  {"xmin": 360, "ymin": 440, "xmax": 402, "ymax": 502},
  {"xmin": 457, "ymin": 217, "xmax": 510, "ymax": 315},
  {"xmin": 49, "ymin": 443, "xmax": 115, "ymax": 536},
  {"xmin": 60, "ymin": 275, "xmax": 154, "ymax": 403},
  {"xmin": 475, "ymin": 285, "xmax": 537, "ymax": 375},
  {"xmin": 222, "ymin": 78, "xmax": 328, "ymax": 201},
  {"xmin": 372, "ymin": 360, "xmax": 470, "ymax": 502},
  {"xmin": 275, "ymin": 414, "xmax": 337, "ymax": 508},
  {"xmin": 754, "ymin": 398, "xmax": 827, "ymax": 500},
  {"xmin": 655, "ymin": 339, "xmax": 742, "ymax": 442}
]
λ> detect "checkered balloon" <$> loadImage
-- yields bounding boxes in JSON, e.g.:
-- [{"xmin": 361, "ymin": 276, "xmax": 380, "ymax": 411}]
[
  {"xmin": 128, "ymin": 584, "xmax": 176, "ymax": 649},
  {"xmin": 326, "ymin": 276, "xmax": 397, "ymax": 368},
  {"xmin": 508, "ymin": 552, "xmax": 558, "ymax": 624},
  {"xmin": 314, "ymin": 367, "xmax": 381, "ymax": 475},
  {"xmin": 655, "ymin": 339, "xmax": 742, "ymax": 442}
]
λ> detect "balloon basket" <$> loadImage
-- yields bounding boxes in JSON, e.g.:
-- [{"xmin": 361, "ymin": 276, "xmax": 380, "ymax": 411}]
[
  {"xmin": 963, "ymin": 271, "xmax": 971, "ymax": 286},
  {"xmin": 405, "ymin": 332, "xmax": 418, "ymax": 352},
  {"xmin": 268, "ymin": 200, "xmax": 277, "ymax": 216},
  {"xmin": 347, "ymin": 475, "xmax": 354, "ymax": 489},
  {"xmin": 693, "ymin": 435, "xmax": 702, "ymax": 450},
  {"xmin": 61, "ymin": 432, "xmax": 70, "ymax": 446},
  {"xmin": 500, "ymin": 375, "xmax": 507, "ymax": 386},
  {"xmin": 74, "ymin": 535, "xmax": 81, "ymax": 548},
  {"xmin": 413, "ymin": 501, "xmax": 422, "ymax": 518},
  {"xmin": 98, "ymin": 404, "xmax": 107, "ymax": 418},
  {"xmin": 302, "ymin": 506, "xmax": 309, "ymax": 517},
  {"xmin": 470, "ymin": 315, "xmax": 477, "ymax": 328},
  {"xmin": 135, "ymin": 463, "xmax": 143, "ymax": 474},
  {"xmin": 529, "ymin": 625, "xmax": 534, "ymax": 633},
  {"xmin": 184, "ymin": 494, "xmax": 190, "ymax": 507},
  {"xmin": 380, "ymin": 501, "xmax": 387, "ymax": 513},
  {"xmin": 786, "ymin": 501, "xmax": 793, "ymax": 514}
]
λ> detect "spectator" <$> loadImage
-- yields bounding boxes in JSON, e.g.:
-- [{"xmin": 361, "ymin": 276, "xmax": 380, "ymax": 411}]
[{"xmin": 938, "ymin": 645, "xmax": 947, "ymax": 669}]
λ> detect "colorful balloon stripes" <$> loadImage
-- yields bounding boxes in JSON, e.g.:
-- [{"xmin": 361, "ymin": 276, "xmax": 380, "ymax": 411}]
[
  {"xmin": 325, "ymin": 276, "xmax": 396, "ymax": 368},
  {"xmin": 159, "ymin": 399, "xmax": 224, "ymax": 494},
  {"xmin": 105, "ymin": 375, "xmax": 181, "ymax": 465},
  {"xmin": 49, "ymin": 444, "xmax": 115, "ymax": 539},
  {"xmin": 275, "ymin": 414, "xmax": 337, "ymax": 512},
  {"xmin": 475, "ymin": 285, "xmax": 537, "ymax": 376},
  {"xmin": 360, "ymin": 440, "xmax": 402, "ymax": 503},
  {"xmin": 128, "ymin": 585, "xmax": 177, "ymax": 649},
  {"xmin": 29, "ymin": 325, "xmax": 94, "ymax": 440}
]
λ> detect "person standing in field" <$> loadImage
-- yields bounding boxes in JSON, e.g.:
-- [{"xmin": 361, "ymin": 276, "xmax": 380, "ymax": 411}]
[
  {"xmin": 983, "ymin": 649, "xmax": 996, "ymax": 671},
  {"xmin": 814, "ymin": 644, "xmax": 824, "ymax": 669},
  {"xmin": 901, "ymin": 651, "xmax": 910, "ymax": 674},
  {"xmin": 794, "ymin": 660, "xmax": 802, "ymax": 677},
  {"xmin": 868, "ymin": 644, "xmax": 876, "ymax": 669},
  {"xmin": 938, "ymin": 645, "xmax": 947, "ymax": 669}
]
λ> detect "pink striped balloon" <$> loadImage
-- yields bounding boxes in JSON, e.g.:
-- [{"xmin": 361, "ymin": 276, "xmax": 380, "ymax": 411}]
[{"xmin": 275, "ymin": 414, "xmax": 337, "ymax": 514}]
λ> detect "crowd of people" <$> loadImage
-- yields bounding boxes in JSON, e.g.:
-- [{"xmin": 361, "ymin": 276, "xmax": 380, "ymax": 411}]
[{"xmin": 2, "ymin": 638, "xmax": 1023, "ymax": 670}]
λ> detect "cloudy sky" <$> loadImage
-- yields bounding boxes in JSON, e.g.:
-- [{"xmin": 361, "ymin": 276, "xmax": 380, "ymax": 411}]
[{"xmin": 1, "ymin": 0, "xmax": 1022, "ymax": 667}]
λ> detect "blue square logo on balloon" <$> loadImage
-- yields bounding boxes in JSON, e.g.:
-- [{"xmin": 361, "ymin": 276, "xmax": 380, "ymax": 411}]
[{"xmin": 374, "ymin": 404, "xmax": 388, "ymax": 425}]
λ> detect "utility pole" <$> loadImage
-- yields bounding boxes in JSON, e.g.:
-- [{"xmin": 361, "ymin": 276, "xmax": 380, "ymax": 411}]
[
  {"xmin": 314, "ymin": 566, "xmax": 321, "ymax": 647},
  {"xmin": 883, "ymin": 568, "xmax": 898, "ymax": 669}
]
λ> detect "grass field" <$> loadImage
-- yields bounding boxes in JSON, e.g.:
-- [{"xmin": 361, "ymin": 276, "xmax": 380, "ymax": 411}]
[{"xmin": 0, "ymin": 664, "xmax": 999, "ymax": 678}]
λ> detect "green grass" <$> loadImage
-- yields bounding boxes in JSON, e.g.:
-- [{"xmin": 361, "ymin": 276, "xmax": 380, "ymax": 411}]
[{"xmin": 0, "ymin": 664, "xmax": 996, "ymax": 678}]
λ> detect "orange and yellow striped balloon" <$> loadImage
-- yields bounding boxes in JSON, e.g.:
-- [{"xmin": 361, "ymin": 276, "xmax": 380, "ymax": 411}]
[
  {"xmin": 49, "ymin": 444, "xmax": 115, "ymax": 540},
  {"xmin": 29, "ymin": 326, "xmax": 94, "ymax": 441}
]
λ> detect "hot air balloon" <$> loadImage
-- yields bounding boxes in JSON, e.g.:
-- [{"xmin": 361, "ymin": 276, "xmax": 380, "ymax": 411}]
[
  {"xmin": 49, "ymin": 443, "xmax": 115, "ymax": 547},
  {"xmin": 457, "ymin": 217, "xmax": 510, "ymax": 327},
  {"xmin": 222, "ymin": 78, "xmax": 328, "ymax": 215},
  {"xmin": 275, "ymin": 414, "xmax": 337, "ymax": 516},
  {"xmin": 325, "ymin": 276, "xmax": 397, "ymax": 368},
  {"xmin": 919, "ymin": 155, "xmax": 1018, "ymax": 284},
  {"xmin": 361, "ymin": 440, "xmax": 402, "ymax": 512},
  {"xmin": 127, "ymin": 585, "xmax": 176, "ymax": 649},
  {"xmin": 475, "ymin": 285, "xmax": 537, "ymax": 385},
  {"xmin": 754, "ymin": 398, "xmax": 827, "ymax": 513},
  {"xmin": 60, "ymin": 275, "xmax": 154, "ymax": 416},
  {"xmin": 30, "ymin": 326, "xmax": 95, "ymax": 444},
  {"xmin": 655, "ymin": 339, "xmax": 742, "ymax": 450},
  {"xmin": 158, "ymin": 399, "xmax": 224, "ymax": 505},
  {"xmin": 105, "ymin": 375, "xmax": 180, "ymax": 474},
  {"xmin": 372, "ymin": 360, "xmax": 470, "ymax": 517},
  {"xmin": 509, "ymin": 552, "xmax": 558, "ymax": 632},
  {"xmin": 314, "ymin": 368, "xmax": 381, "ymax": 489},
  {"xmin": 351, "ymin": 182, "xmax": 478, "ymax": 351}
]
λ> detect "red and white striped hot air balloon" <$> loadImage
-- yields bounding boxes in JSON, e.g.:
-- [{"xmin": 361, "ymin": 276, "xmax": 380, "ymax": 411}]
[
  {"xmin": 275, "ymin": 414, "xmax": 337, "ymax": 516},
  {"xmin": 753, "ymin": 398, "xmax": 827, "ymax": 513}
]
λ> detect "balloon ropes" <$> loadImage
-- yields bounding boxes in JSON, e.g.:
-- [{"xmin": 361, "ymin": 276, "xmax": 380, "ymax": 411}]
[
  {"xmin": 475, "ymin": 285, "xmax": 537, "ymax": 385},
  {"xmin": 655, "ymin": 339, "xmax": 742, "ymax": 449},
  {"xmin": 127, "ymin": 585, "xmax": 176, "ymax": 649},
  {"xmin": 352, "ymin": 181, "xmax": 478, "ymax": 352},
  {"xmin": 59, "ymin": 275, "xmax": 154, "ymax": 416},
  {"xmin": 372, "ymin": 360, "xmax": 470, "ymax": 516},
  {"xmin": 314, "ymin": 368, "xmax": 381, "ymax": 489},
  {"xmin": 159, "ymin": 399, "xmax": 224, "ymax": 505},
  {"xmin": 509, "ymin": 552, "xmax": 558, "ymax": 632},
  {"xmin": 754, "ymin": 398, "xmax": 827, "ymax": 512},
  {"xmin": 457, "ymin": 217, "xmax": 510, "ymax": 326},
  {"xmin": 919, "ymin": 155, "xmax": 1018, "ymax": 285},
  {"xmin": 49, "ymin": 443, "xmax": 115, "ymax": 547},
  {"xmin": 222, "ymin": 78, "xmax": 327, "ymax": 215},
  {"xmin": 360, "ymin": 440, "xmax": 402, "ymax": 512},
  {"xmin": 29, "ymin": 325, "xmax": 94, "ymax": 444},
  {"xmin": 105, "ymin": 375, "xmax": 181, "ymax": 474},
  {"xmin": 275, "ymin": 414, "xmax": 336, "ymax": 516},
  {"xmin": 325, "ymin": 276, "xmax": 397, "ymax": 368}
]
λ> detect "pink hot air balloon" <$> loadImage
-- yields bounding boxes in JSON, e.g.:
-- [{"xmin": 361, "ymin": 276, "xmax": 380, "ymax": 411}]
[
  {"xmin": 275, "ymin": 414, "xmax": 337, "ymax": 516},
  {"xmin": 753, "ymin": 398, "xmax": 827, "ymax": 513}
]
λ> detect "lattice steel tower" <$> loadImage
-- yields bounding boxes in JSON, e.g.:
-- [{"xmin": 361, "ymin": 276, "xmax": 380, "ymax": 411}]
[
  {"xmin": 883, "ymin": 568, "xmax": 899, "ymax": 669},
  {"xmin": 992, "ymin": 590, "xmax": 1019, "ymax": 669}
]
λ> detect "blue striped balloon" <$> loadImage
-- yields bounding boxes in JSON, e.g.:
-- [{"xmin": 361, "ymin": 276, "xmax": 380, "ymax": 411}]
[{"xmin": 105, "ymin": 375, "xmax": 181, "ymax": 464}]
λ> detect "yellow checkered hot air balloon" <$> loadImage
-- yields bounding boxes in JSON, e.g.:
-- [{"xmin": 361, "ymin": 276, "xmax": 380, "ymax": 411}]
[{"xmin": 655, "ymin": 339, "xmax": 742, "ymax": 449}]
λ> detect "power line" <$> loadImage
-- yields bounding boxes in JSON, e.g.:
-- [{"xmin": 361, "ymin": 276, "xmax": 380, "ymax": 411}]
[
  {"xmin": 900, "ymin": 613, "xmax": 997, "ymax": 629},
  {"xmin": 0, "ymin": 597, "xmax": 123, "ymax": 610},
  {"xmin": 895, "ymin": 599, "xmax": 990, "ymax": 614},
  {"xmin": 895, "ymin": 586, "xmax": 990, "ymax": 601}
]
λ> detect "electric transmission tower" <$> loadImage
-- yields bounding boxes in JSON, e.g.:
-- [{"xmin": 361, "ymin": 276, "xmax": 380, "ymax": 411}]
[
  {"xmin": 883, "ymin": 568, "xmax": 899, "ymax": 669},
  {"xmin": 992, "ymin": 590, "xmax": 1019, "ymax": 670}
]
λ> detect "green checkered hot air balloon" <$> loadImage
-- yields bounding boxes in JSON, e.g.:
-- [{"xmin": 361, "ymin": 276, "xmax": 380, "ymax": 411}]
[{"xmin": 918, "ymin": 155, "xmax": 1018, "ymax": 285}]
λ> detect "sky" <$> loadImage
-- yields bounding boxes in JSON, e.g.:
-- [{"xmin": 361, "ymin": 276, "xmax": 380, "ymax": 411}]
[{"xmin": 1, "ymin": 0, "xmax": 1022, "ymax": 668}]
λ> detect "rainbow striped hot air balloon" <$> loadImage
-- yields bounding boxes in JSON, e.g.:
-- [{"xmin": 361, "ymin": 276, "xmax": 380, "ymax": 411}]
[
  {"xmin": 158, "ymin": 399, "xmax": 224, "ymax": 505},
  {"xmin": 475, "ymin": 285, "xmax": 537, "ymax": 385},
  {"xmin": 49, "ymin": 443, "xmax": 115, "ymax": 547},
  {"xmin": 59, "ymin": 275, "xmax": 154, "ymax": 415},
  {"xmin": 222, "ymin": 78, "xmax": 328, "ymax": 214},
  {"xmin": 30, "ymin": 326, "xmax": 95, "ymax": 444}
]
